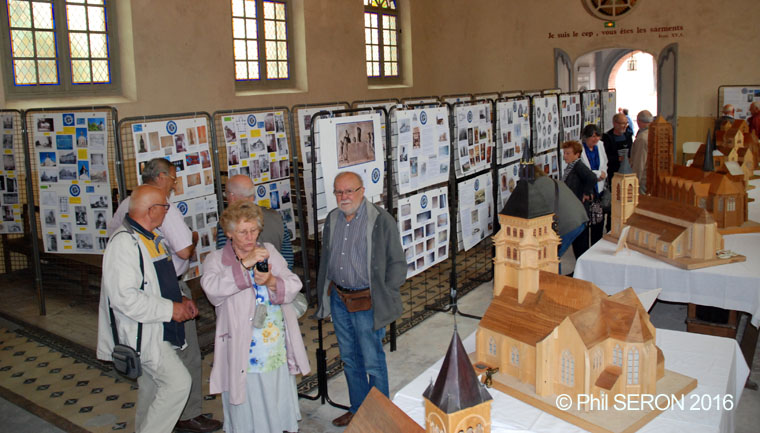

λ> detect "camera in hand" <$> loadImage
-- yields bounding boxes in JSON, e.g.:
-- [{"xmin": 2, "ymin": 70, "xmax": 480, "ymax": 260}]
[{"xmin": 255, "ymin": 259, "xmax": 268, "ymax": 272}]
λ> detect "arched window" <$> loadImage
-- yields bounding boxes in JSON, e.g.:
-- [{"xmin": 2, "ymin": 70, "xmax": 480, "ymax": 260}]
[
  {"xmin": 511, "ymin": 346, "xmax": 520, "ymax": 366},
  {"xmin": 543, "ymin": 246, "xmax": 547, "ymax": 258},
  {"xmin": 520, "ymin": 229, "xmax": 524, "ymax": 238},
  {"xmin": 698, "ymin": 197, "xmax": 706, "ymax": 208},
  {"xmin": 728, "ymin": 196, "xmax": 736, "ymax": 211},
  {"xmin": 539, "ymin": 227, "xmax": 542, "ymax": 236},
  {"xmin": 613, "ymin": 344, "xmax": 623, "ymax": 366},
  {"xmin": 593, "ymin": 350, "xmax": 602, "ymax": 369},
  {"xmin": 627, "ymin": 347, "xmax": 639, "ymax": 384},
  {"xmin": 507, "ymin": 227, "xmax": 511, "ymax": 236},
  {"xmin": 488, "ymin": 337, "xmax": 497, "ymax": 355},
  {"xmin": 627, "ymin": 184, "xmax": 634, "ymax": 202},
  {"xmin": 616, "ymin": 182, "xmax": 621, "ymax": 200},
  {"xmin": 533, "ymin": 229, "xmax": 536, "ymax": 237},
  {"xmin": 507, "ymin": 247, "xmax": 511, "ymax": 260},
  {"xmin": 561, "ymin": 350, "xmax": 574, "ymax": 386}
]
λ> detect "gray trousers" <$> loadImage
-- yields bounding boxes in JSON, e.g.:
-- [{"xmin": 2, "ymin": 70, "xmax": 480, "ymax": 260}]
[
  {"xmin": 135, "ymin": 341, "xmax": 192, "ymax": 433},
  {"xmin": 136, "ymin": 281, "xmax": 203, "ymax": 422}
]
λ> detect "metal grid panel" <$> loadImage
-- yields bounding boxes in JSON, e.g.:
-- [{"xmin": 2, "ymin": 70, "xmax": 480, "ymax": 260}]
[
  {"xmin": 0, "ymin": 110, "xmax": 31, "ymax": 274},
  {"xmin": 23, "ymin": 106, "xmax": 119, "ymax": 295}
]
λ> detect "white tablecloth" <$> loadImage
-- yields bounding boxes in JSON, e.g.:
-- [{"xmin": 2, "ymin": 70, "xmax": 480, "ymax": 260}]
[
  {"xmin": 574, "ymin": 233, "xmax": 760, "ymax": 327},
  {"xmin": 392, "ymin": 330, "xmax": 750, "ymax": 433}
]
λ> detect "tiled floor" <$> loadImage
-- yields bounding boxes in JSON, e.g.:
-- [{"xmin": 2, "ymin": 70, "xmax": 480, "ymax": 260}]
[{"xmin": 1, "ymin": 281, "xmax": 759, "ymax": 433}]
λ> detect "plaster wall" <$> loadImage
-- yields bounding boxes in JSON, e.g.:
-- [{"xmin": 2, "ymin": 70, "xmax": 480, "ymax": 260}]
[{"xmin": 2, "ymin": 0, "xmax": 758, "ymax": 147}]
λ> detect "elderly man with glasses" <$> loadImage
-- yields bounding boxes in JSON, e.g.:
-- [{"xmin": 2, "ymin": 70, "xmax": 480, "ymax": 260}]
[
  {"xmin": 107, "ymin": 158, "xmax": 220, "ymax": 433},
  {"xmin": 98, "ymin": 185, "xmax": 197, "ymax": 432},
  {"xmin": 316, "ymin": 171, "xmax": 406, "ymax": 427}
]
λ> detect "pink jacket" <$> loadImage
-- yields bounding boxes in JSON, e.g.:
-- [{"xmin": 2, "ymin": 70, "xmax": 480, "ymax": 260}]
[{"xmin": 200, "ymin": 242, "xmax": 310, "ymax": 406}]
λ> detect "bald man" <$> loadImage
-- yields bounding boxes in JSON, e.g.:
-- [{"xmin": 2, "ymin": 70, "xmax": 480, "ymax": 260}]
[
  {"xmin": 97, "ymin": 185, "xmax": 196, "ymax": 433},
  {"xmin": 715, "ymin": 104, "xmax": 735, "ymax": 133},
  {"xmin": 216, "ymin": 174, "xmax": 294, "ymax": 269},
  {"xmin": 316, "ymin": 171, "xmax": 406, "ymax": 427}
]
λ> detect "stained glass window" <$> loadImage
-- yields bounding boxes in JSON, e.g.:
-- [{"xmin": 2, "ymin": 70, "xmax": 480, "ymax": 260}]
[
  {"xmin": 2, "ymin": 0, "xmax": 116, "ymax": 94},
  {"xmin": 232, "ymin": 0, "xmax": 289, "ymax": 82},
  {"xmin": 364, "ymin": 0, "xmax": 399, "ymax": 80},
  {"xmin": 65, "ymin": 0, "xmax": 110, "ymax": 84},
  {"xmin": 6, "ymin": 0, "xmax": 59, "ymax": 85}
]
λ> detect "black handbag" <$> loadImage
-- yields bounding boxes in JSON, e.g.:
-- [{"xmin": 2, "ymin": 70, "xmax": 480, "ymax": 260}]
[{"xmin": 108, "ymin": 232, "xmax": 145, "ymax": 380}]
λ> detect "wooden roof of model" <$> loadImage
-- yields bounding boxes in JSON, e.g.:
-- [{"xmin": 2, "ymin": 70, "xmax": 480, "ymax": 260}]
[
  {"xmin": 481, "ymin": 272, "xmax": 606, "ymax": 346},
  {"xmin": 636, "ymin": 194, "xmax": 714, "ymax": 224},
  {"xmin": 568, "ymin": 288, "xmax": 655, "ymax": 348},
  {"xmin": 345, "ymin": 387, "xmax": 425, "ymax": 433},
  {"xmin": 423, "ymin": 329, "xmax": 492, "ymax": 413},
  {"xmin": 624, "ymin": 213, "xmax": 687, "ymax": 242}
]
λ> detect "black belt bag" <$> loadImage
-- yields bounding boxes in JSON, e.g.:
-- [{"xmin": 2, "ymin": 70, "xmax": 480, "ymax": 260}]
[{"xmin": 332, "ymin": 282, "xmax": 372, "ymax": 313}]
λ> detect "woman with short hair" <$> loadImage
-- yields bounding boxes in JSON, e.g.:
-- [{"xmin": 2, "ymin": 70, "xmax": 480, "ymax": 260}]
[{"xmin": 201, "ymin": 200, "xmax": 309, "ymax": 433}]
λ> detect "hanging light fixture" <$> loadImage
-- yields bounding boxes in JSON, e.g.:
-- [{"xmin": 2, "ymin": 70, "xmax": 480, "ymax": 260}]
[{"xmin": 627, "ymin": 53, "xmax": 638, "ymax": 71}]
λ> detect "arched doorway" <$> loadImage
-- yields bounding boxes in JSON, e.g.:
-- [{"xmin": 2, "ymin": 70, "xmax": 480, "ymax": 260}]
[
  {"xmin": 608, "ymin": 50, "xmax": 657, "ymax": 136},
  {"xmin": 572, "ymin": 48, "xmax": 657, "ymax": 134}
]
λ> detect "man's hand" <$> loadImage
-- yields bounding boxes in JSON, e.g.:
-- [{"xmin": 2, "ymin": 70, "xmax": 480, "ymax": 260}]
[
  {"xmin": 182, "ymin": 297, "xmax": 198, "ymax": 319},
  {"xmin": 172, "ymin": 301, "xmax": 191, "ymax": 322},
  {"xmin": 599, "ymin": 171, "xmax": 607, "ymax": 180}
]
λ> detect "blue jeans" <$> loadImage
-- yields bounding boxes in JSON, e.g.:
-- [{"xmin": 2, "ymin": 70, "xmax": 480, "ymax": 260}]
[{"xmin": 330, "ymin": 289, "xmax": 389, "ymax": 413}]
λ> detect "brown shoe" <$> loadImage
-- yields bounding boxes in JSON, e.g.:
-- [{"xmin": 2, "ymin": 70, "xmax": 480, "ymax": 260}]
[
  {"xmin": 331, "ymin": 411, "xmax": 354, "ymax": 427},
  {"xmin": 175, "ymin": 415, "xmax": 222, "ymax": 433}
]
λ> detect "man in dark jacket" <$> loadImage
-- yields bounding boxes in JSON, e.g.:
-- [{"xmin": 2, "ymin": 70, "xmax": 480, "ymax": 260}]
[{"xmin": 602, "ymin": 113, "xmax": 633, "ymax": 184}]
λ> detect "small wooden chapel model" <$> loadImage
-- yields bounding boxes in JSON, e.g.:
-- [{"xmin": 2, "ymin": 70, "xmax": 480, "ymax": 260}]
[{"xmin": 474, "ymin": 149, "xmax": 696, "ymax": 432}]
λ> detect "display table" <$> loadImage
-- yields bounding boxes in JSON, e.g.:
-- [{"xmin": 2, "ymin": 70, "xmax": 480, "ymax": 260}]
[
  {"xmin": 392, "ymin": 330, "xmax": 750, "ymax": 433},
  {"xmin": 573, "ymin": 233, "xmax": 760, "ymax": 327}
]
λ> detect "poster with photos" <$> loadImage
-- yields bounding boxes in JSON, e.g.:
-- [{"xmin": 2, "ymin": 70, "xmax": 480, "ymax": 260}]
[
  {"xmin": 396, "ymin": 107, "xmax": 450, "ymax": 194},
  {"xmin": 532, "ymin": 96, "xmax": 559, "ymax": 154},
  {"xmin": 397, "ymin": 187, "xmax": 449, "ymax": 278},
  {"xmin": 317, "ymin": 112, "xmax": 384, "ymax": 217},
  {"xmin": 176, "ymin": 195, "xmax": 218, "ymax": 280},
  {"xmin": 582, "ymin": 91, "xmax": 601, "ymax": 128},
  {"xmin": 496, "ymin": 99, "xmax": 530, "ymax": 165},
  {"xmin": 457, "ymin": 172, "xmax": 494, "ymax": 251},
  {"xmin": 454, "ymin": 102, "xmax": 493, "ymax": 178},
  {"xmin": 222, "ymin": 111, "xmax": 290, "ymax": 184},
  {"xmin": 534, "ymin": 152, "xmax": 560, "ymax": 180},
  {"xmin": 297, "ymin": 105, "xmax": 346, "ymax": 234},
  {"xmin": 601, "ymin": 91, "xmax": 617, "ymax": 132},
  {"xmin": 0, "ymin": 114, "xmax": 23, "ymax": 234},
  {"xmin": 33, "ymin": 112, "xmax": 112, "ymax": 253},
  {"xmin": 497, "ymin": 163, "xmax": 520, "ymax": 211},
  {"xmin": 560, "ymin": 93, "xmax": 582, "ymax": 144},
  {"xmin": 251, "ymin": 179, "xmax": 296, "ymax": 241},
  {"xmin": 131, "ymin": 117, "xmax": 214, "ymax": 202},
  {"xmin": 722, "ymin": 87, "xmax": 760, "ymax": 120}
]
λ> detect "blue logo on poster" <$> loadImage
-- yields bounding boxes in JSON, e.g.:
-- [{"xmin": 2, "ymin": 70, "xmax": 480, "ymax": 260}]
[
  {"xmin": 474, "ymin": 179, "xmax": 480, "ymax": 191},
  {"xmin": 371, "ymin": 168, "xmax": 381, "ymax": 183},
  {"xmin": 257, "ymin": 185, "xmax": 266, "ymax": 197},
  {"xmin": 77, "ymin": 118, "xmax": 85, "ymax": 125},
  {"xmin": 420, "ymin": 195, "xmax": 428, "ymax": 209},
  {"xmin": 247, "ymin": 114, "xmax": 257, "ymax": 126},
  {"xmin": 177, "ymin": 201, "xmax": 188, "ymax": 215},
  {"xmin": 420, "ymin": 111, "xmax": 428, "ymax": 125},
  {"xmin": 69, "ymin": 184, "xmax": 81, "ymax": 197},
  {"xmin": 86, "ymin": 186, "xmax": 95, "ymax": 193},
  {"xmin": 63, "ymin": 114, "xmax": 75, "ymax": 126},
  {"xmin": 166, "ymin": 121, "xmax": 178, "ymax": 135},
  {"xmin": 467, "ymin": 110, "xmax": 473, "ymax": 123}
]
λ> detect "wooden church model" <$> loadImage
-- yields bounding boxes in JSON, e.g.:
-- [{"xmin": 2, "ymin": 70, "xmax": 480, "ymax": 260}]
[
  {"xmin": 647, "ymin": 116, "xmax": 757, "ymax": 233},
  {"xmin": 474, "ymin": 150, "xmax": 696, "ymax": 432}
]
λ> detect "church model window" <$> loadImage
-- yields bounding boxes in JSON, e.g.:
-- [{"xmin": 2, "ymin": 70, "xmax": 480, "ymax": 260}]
[
  {"xmin": 627, "ymin": 184, "xmax": 634, "ymax": 202},
  {"xmin": 627, "ymin": 348, "xmax": 639, "ymax": 385},
  {"xmin": 561, "ymin": 350, "xmax": 574, "ymax": 386},
  {"xmin": 662, "ymin": 244, "xmax": 668, "ymax": 254},
  {"xmin": 593, "ymin": 350, "xmax": 602, "ymax": 370},
  {"xmin": 613, "ymin": 344, "xmax": 622, "ymax": 366},
  {"xmin": 616, "ymin": 183, "xmax": 621, "ymax": 200},
  {"xmin": 520, "ymin": 229, "xmax": 524, "ymax": 238},
  {"xmin": 510, "ymin": 346, "xmax": 519, "ymax": 366},
  {"xmin": 488, "ymin": 337, "xmax": 496, "ymax": 355},
  {"xmin": 699, "ymin": 197, "xmax": 706, "ymax": 208},
  {"xmin": 728, "ymin": 196, "xmax": 736, "ymax": 211}
]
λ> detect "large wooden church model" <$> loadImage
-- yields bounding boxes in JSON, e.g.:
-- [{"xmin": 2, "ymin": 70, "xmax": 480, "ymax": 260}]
[
  {"xmin": 647, "ymin": 116, "xmax": 755, "ymax": 233},
  {"xmin": 476, "ymin": 151, "xmax": 664, "ymax": 404}
]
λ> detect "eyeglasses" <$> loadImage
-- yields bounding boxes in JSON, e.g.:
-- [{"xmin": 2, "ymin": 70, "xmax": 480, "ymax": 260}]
[
  {"xmin": 233, "ymin": 228, "xmax": 260, "ymax": 237},
  {"xmin": 149, "ymin": 203, "xmax": 170, "ymax": 211},
  {"xmin": 164, "ymin": 173, "xmax": 177, "ymax": 183},
  {"xmin": 333, "ymin": 186, "xmax": 363, "ymax": 197}
]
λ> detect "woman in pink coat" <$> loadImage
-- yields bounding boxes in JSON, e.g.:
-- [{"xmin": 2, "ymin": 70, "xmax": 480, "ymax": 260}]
[{"xmin": 201, "ymin": 200, "xmax": 309, "ymax": 433}]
